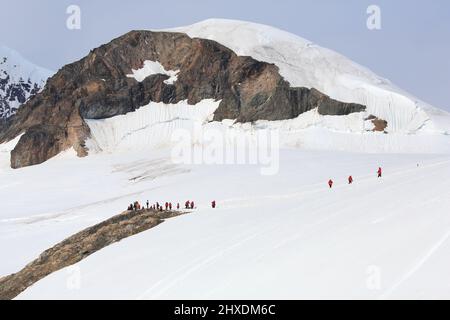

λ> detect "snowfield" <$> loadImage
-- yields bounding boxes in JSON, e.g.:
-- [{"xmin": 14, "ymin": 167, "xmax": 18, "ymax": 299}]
[
  {"xmin": 0, "ymin": 147, "xmax": 449, "ymax": 299},
  {"xmin": 1, "ymin": 19, "xmax": 450, "ymax": 300}
]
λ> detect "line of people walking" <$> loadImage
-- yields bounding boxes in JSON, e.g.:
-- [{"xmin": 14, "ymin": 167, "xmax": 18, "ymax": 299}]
[
  {"xmin": 127, "ymin": 199, "xmax": 217, "ymax": 212},
  {"xmin": 328, "ymin": 167, "xmax": 382, "ymax": 188},
  {"xmin": 126, "ymin": 167, "xmax": 383, "ymax": 212}
]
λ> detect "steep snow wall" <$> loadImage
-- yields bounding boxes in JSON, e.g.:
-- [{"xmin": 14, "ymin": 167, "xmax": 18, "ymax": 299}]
[
  {"xmin": 86, "ymin": 101, "xmax": 450, "ymax": 155},
  {"xmin": 86, "ymin": 99, "xmax": 220, "ymax": 152}
]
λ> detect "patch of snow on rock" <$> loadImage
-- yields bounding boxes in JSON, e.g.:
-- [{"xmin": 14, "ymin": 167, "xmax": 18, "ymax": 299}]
[{"xmin": 126, "ymin": 60, "xmax": 179, "ymax": 84}]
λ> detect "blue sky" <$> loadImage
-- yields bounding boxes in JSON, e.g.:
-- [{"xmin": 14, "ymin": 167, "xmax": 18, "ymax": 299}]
[{"xmin": 1, "ymin": 0, "xmax": 449, "ymax": 110}]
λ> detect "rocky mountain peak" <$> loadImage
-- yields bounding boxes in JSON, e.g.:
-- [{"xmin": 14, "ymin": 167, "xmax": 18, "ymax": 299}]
[{"xmin": 0, "ymin": 31, "xmax": 365, "ymax": 169}]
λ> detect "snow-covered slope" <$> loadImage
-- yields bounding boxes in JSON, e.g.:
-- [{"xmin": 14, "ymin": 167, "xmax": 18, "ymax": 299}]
[
  {"xmin": 1, "ymin": 19, "xmax": 450, "ymax": 300},
  {"xmin": 168, "ymin": 19, "xmax": 450, "ymax": 134},
  {"xmin": 0, "ymin": 45, "xmax": 53, "ymax": 118},
  {"xmin": 1, "ymin": 148, "xmax": 448, "ymax": 299}
]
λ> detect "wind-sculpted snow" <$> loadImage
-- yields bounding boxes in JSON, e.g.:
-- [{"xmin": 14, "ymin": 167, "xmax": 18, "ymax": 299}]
[
  {"xmin": 85, "ymin": 101, "xmax": 450, "ymax": 155},
  {"xmin": 169, "ymin": 19, "xmax": 450, "ymax": 134},
  {"xmin": 86, "ymin": 99, "xmax": 220, "ymax": 152},
  {"xmin": 206, "ymin": 114, "xmax": 450, "ymax": 154}
]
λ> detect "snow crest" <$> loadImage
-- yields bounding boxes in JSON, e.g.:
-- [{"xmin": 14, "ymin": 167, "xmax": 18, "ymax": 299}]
[{"xmin": 166, "ymin": 19, "xmax": 450, "ymax": 134}]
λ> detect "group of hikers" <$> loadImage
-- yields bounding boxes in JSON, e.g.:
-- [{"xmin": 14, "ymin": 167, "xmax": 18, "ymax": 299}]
[
  {"xmin": 127, "ymin": 199, "xmax": 217, "ymax": 212},
  {"xmin": 328, "ymin": 167, "xmax": 382, "ymax": 188},
  {"xmin": 126, "ymin": 167, "xmax": 383, "ymax": 211}
]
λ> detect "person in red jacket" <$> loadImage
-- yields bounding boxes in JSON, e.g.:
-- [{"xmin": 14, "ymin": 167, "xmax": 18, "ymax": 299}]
[
  {"xmin": 165, "ymin": 202, "xmax": 169, "ymax": 210},
  {"xmin": 212, "ymin": 200, "xmax": 216, "ymax": 209},
  {"xmin": 348, "ymin": 175, "xmax": 353, "ymax": 184},
  {"xmin": 328, "ymin": 179, "xmax": 333, "ymax": 188},
  {"xmin": 377, "ymin": 167, "xmax": 382, "ymax": 178}
]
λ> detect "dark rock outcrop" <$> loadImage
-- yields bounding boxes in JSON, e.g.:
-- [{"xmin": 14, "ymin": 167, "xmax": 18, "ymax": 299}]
[
  {"xmin": 365, "ymin": 114, "xmax": 388, "ymax": 132},
  {"xmin": 0, "ymin": 208, "xmax": 185, "ymax": 300},
  {"xmin": 371, "ymin": 119, "xmax": 388, "ymax": 132},
  {"xmin": 10, "ymin": 125, "xmax": 67, "ymax": 168},
  {"xmin": 0, "ymin": 31, "xmax": 366, "ymax": 168}
]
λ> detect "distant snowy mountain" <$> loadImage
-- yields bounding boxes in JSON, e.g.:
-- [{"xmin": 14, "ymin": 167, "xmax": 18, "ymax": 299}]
[{"xmin": 0, "ymin": 46, "xmax": 52, "ymax": 119}]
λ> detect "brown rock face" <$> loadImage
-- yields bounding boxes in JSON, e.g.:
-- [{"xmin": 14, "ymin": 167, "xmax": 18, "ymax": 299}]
[
  {"xmin": 365, "ymin": 114, "xmax": 388, "ymax": 132},
  {"xmin": 0, "ymin": 31, "xmax": 366, "ymax": 168},
  {"xmin": 372, "ymin": 119, "xmax": 388, "ymax": 132},
  {"xmin": 10, "ymin": 125, "xmax": 65, "ymax": 168},
  {"xmin": 0, "ymin": 208, "xmax": 185, "ymax": 300}
]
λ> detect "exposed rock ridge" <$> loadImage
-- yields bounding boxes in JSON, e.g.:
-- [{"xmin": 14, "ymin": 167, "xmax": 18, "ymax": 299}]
[
  {"xmin": 0, "ymin": 31, "xmax": 366, "ymax": 168},
  {"xmin": 0, "ymin": 208, "xmax": 186, "ymax": 300}
]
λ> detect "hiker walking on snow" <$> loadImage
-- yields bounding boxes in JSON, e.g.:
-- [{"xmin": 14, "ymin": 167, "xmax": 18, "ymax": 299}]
[
  {"xmin": 190, "ymin": 201, "xmax": 195, "ymax": 209},
  {"xmin": 212, "ymin": 200, "xmax": 216, "ymax": 209},
  {"xmin": 185, "ymin": 200, "xmax": 190, "ymax": 209},
  {"xmin": 328, "ymin": 179, "xmax": 333, "ymax": 189},
  {"xmin": 169, "ymin": 203, "xmax": 172, "ymax": 210},
  {"xmin": 348, "ymin": 176, "xmax": 353, "ymax": 184},
  {"xmin": 377, "ymin": 167, "xmax": 382, "ymax": 178},
  {"xmin": 177, "ymin": 203, "xmax": 180, "ymax": 210},
  {"xmin": 146, "ymin": 200, "xmax": 149, "ymax": 209},
  {"xmin": 165, "ymin": 202, "xmax": 169, "ymax": 210}
]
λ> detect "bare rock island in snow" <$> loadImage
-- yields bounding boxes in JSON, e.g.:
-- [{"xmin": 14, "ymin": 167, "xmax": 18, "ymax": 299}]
[
  {"xmin": 0, "ymin": 208, "xmax": 186, "ymax": 300},
  {"xmin": 0, "ymin": 30, "xmax": 365, "ymax": 169}
]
